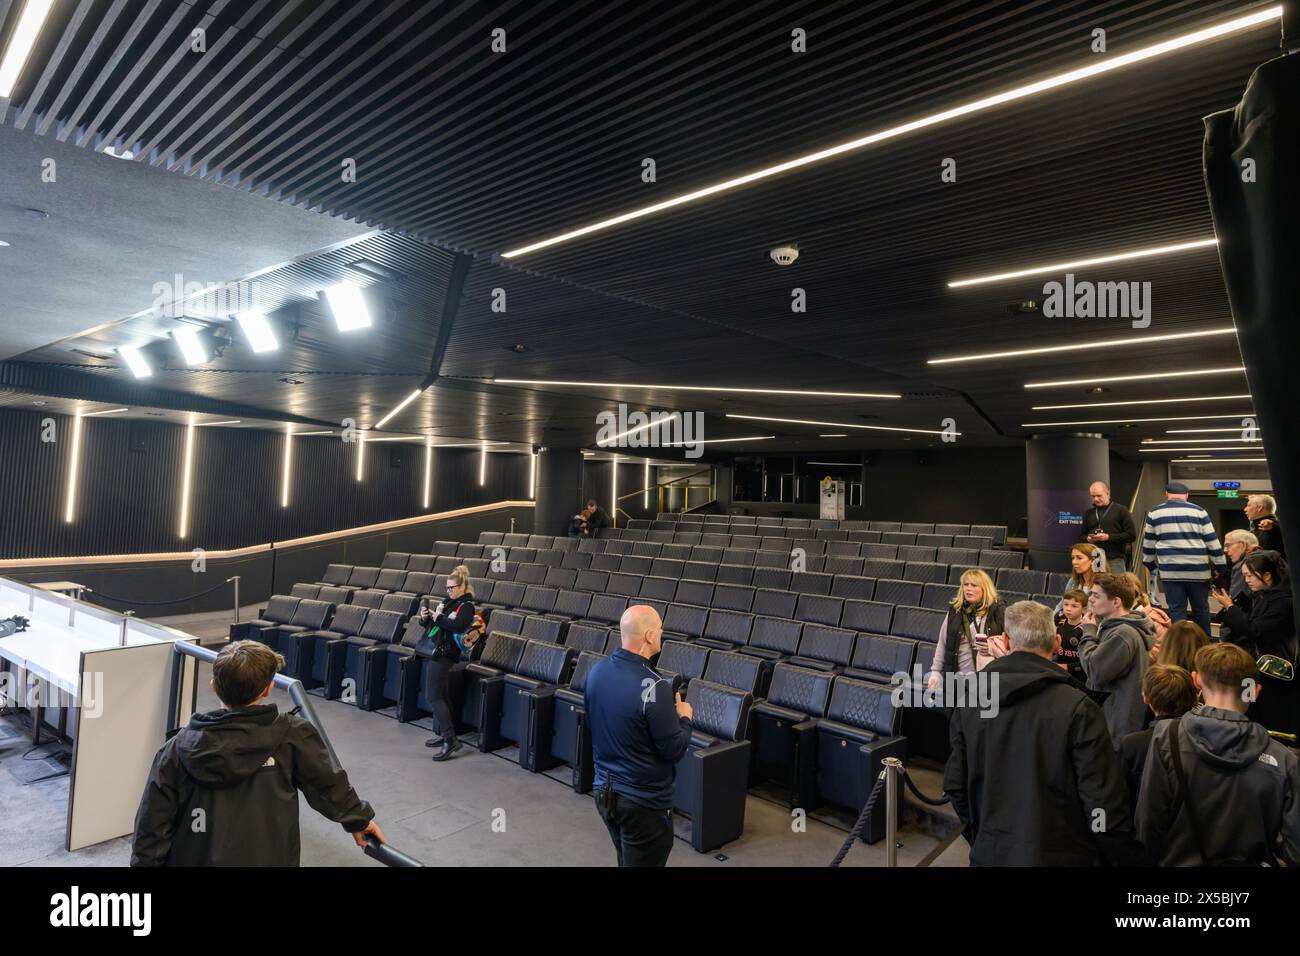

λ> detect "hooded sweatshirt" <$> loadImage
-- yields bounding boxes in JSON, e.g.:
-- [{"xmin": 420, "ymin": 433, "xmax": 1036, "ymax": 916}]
[
  {"xmin": 131, "ymin": 704, "xmax": 373, "ymax": 866},
  {"xmin": 1078, "ymin": 611, "xmax": 1157, "ymax": 744},
  {"xmin": 944, "ymin": 651, "xmax": 1144, "ymax": 866},
  {"xmin": 1136, "ymin": 706, "xmax": 1300, "ymax": 866}
]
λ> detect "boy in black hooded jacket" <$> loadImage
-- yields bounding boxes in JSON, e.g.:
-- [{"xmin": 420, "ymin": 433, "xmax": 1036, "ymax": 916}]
[{"xmin": 131, "ymin": 640, "xmax": 382, "ymax": 866}]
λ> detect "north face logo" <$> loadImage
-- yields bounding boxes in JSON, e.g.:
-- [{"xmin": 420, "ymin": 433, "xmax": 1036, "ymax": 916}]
[
  {"xmin": 1258, "ymin": 753, "xmax": 1278, "ymax": 767},
  {"xmin": 262, "ymin": 756, "xmax": 277, "ymax": 767}
]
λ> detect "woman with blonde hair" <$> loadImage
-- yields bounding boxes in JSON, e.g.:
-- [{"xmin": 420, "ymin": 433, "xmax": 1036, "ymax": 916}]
[
  {"xmin": 416, "ymin": 564, "xmax": 477, "ymax": 761},
  {"xmin": 1152, "ymin": 620, "xmax": 1209, "ymax": 674},
  {"xmin": 1119, "ymin": 571, "xmax": 1171, "ymax": 662},
  {"xmin": 927, "ymin": 568, "xmax": 1006, "ymax": 690}
]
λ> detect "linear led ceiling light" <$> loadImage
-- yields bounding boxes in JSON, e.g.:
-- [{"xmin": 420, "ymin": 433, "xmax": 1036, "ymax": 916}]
[
  {"xmin": 479, "ymin": 440, "xmax": 487, "ymax": 486},
  {"xmin": 423, "ymin": 437, "xmax": 433, "ymax": 509},
  {"xmin": 947, "ymin": 238, "xmax": 1219, "ymax": 288},
  {"xmin": 500, "ymin": 7, "xmax": 1281, "ymax": 258},
  {"xmin": 195, "ymin": 420, "xmax": 241, "ymax": 427},
  {"xmin": 494, "ymin": 378, "xmax": 900, "ymax": 399},
  {"xmin": 173, "ymin": 326, "xmax": 209, "ymax": 366},
  {"xmin": 1023, "ymin": 413, "xmax": 1251, "ymax": 427},
  {"xmin": 280, "ymin": 426, "xmax": 293, "ymax": 508},
  {"xmin": 355, "ymin": 430, "xmax": 366, "ymax": 481},
  {"xmin": 1031, "ymin": 394, "xmax": 1252, "ymax": 411},
  {"xmin": 0, "ymin": 0, "xmax": 55, "ymax": 98},
  {"xmin": 235, "ymin": 310, "xmax": 279, "ymax": 353},
  {"xmin": 1141, "ymin": 446, "xmax": 1266, "ymax": 453},
  {"xmin": 178, "ymin": 416, "xmax": 197, "ymax": 538},
  {"xmin": 1167, "ymin": 426, "xmax": 1258, "ymax": 434},
  {"xmin": 119, "ymin": 345, "xmax": 153, "ymax": 378},
  {"xmin": 929, "ymin": 328, "xmax": 1235, "ymax": 365},
  {"xmin": 660, "ymin": 435, "xmax": 777, "ymax": 446},
  {"xmin": 323, "ymin": 282, "xmax": 372, "ymax": 332},
  {"xmin": 1024, "ymin": 367, "xmax": 1245, "ymax": 389},
  {"xmin": 1141, "ymin": 437, "xmax": 1260, "ymax": 445},
  {"xmin": 726, "ymin": 414, "xmax": 957, "ymax": 437},
  {"xmin": 64, "ymin": 411, "xmax": 83, "ymax": 524},
  {"xmin": 642, "ymin": 459, "xmax": 648, "ymax": 508},
  {"xmin": 819, "ymin": 433, "xmax": 848, "ymax": 437},
  {"xmin": 1171, "ymin": 458, "xmax": 1265, "ymax": 464},
  {"xmin": 82, "ymin": 407, "xmax": 129, "ymax": 417},
  {"xmin": 373, "ymin": 388, "xmax": 422, "ymax": 429},
  {"xmin": 297, "ymin": 430, "xmax": 334, "ymax": 436}
]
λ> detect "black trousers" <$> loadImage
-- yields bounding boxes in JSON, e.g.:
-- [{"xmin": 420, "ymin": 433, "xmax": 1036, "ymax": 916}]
[
  {"xmin": 594, "ymin": 785, "xmax": 674, "ymax": 867},
  {"xmin": 423, "ymin": 657, "xmax": 457, "ymax": 743}
]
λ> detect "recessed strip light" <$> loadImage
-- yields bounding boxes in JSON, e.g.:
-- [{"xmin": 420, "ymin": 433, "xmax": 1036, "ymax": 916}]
[
  {"xmin": 479, "ymin": 440, "xmax": 487, "ymax": 486},
  {"xmin": 807, "ymin": 461, "xmax": 862, "ymax": 466},
  {"xmin": 0, "ymin": 0, "xmax": 55, "ymax": 98},
  {"xmin": 1167, "ymin": 426, "xmax": 1259, "ymax": 434},
  {"xmin": 195, "ymin": 420, "xmax": 241, "ymax": 427},
  {"xmin": 362, "ymin": 434, "xmax": 426, "ymax": 442},
  {"xmin": 118, "ymin": 345, "xmax": 153, "ymax": 378},
  {"xmin": 1141, "ymin": 437, "xmax": 1260, "ymax": 444},
  {"xmin": 611, "ymin": 454, "xmax": 618, "ymax": 520},
  {"xmin": 355, "ymin": 430, "xmax": 366, "ymax": 482},
  {"xmin": 1025, "ymin": 367, "xmax": 1245, "ymax": 389},
  {"xmin": 423, "ymin": 437, "xmax": 433, "ymax": 509},
  {"xmin": 178, "ymin": 416, "xmax": 196, "ymax": 538},
  {"xmin": 173, "ymin": 326, "xmax": 209, "ymax": 366},
  {"xmin": 819, "ymin": 433, "xmax": 848, "ymax": 437},
  {"xmin": 947, "ymin": 238, "xmax": 1219, "ymax": 288},
  {"xmin": 660, "ymin": 435, "xmax": 777, "ymax": 446},
  {"xmin": 929, "ymin": 328, "xmax": 1235, "ymax": 365},
  {"xmin": 64, "ymin": 411, "xmax": 83, "ymax": 524},
  {"xmin": 235, "ymin": 311, "xmax": 278, "ymax": 353},
  {"xmin": 726, "ymin": 414, "xmax": 957, "ymax": 437},
  {"xmin": 1023, "ymin": 413, "xmax": 1250, "ymax": 427},
  {"xmin": 323, "ymin": 282, "xmax": 372, "ymax": 332},
  {"xmin": 280, "ymin": 426, "xmax": 293, "ymax": 508},
  {"xmin": 642, "ymin": 459, "xmax": 649, "ymax": 509},
  {"xmin": 1141, "ymin": 446, "xmax": 1266, "ymax": 453},
  {"xmin": 1171, "ymin": 458, "xmax": 1266, "ymax": 463},
  {"xmin": 494, "ymin": 378, "xmax": 900, "ymax": 399},
  {"xmin": 82, "ymin": 407, "xmax": 129, "ymax": 417},
  {"xmin": 297, "ymin": 430, "xmax": 334, "ymax": 436},
  {"xmin": 373, "ymin": 388, "xmax": 423, "ymax": 429},
  {"xmin": 1032, "ymin": 393, "xmax": 1252, "ymax": 411},
  {"xmin": 499, "ymin": 7, "xmax": 1282, "ymax": 258}
]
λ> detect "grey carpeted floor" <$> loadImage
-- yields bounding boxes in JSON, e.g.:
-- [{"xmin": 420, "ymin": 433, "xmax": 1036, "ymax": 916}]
[{"xmin": 0, "ymin": 606, "xmax": 964, "ymax": 867}]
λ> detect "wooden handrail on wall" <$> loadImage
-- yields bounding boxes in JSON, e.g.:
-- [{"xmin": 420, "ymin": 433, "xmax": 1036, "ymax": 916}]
[{"xmin": 0, "ymin": 500, "xmax": 535, "ymax": 569}]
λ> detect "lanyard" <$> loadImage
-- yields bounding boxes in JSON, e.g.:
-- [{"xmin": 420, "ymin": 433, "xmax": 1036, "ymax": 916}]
[{"xmin": 1094, "ymin": 504, "xmax": 1113, "ymax": 525}]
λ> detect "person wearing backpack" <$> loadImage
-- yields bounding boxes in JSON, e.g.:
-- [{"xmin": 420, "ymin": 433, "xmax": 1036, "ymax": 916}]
[{"xmin": 1135, "ymin": 642, "xmax": 1300, "ymax": 866}]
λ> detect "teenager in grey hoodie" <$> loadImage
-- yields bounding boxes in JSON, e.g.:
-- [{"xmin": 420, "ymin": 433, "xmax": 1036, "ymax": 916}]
[
  {"xmin": 1078, "ymin": 573, "xmax": 1157, "ymax": 744},
  {"xmin": 1137, "ymin": 643, "xmax": 1300, "ymax": 866}
]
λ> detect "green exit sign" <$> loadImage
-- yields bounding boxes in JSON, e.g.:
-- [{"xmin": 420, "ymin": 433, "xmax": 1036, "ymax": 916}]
[{"xmin": 1218, "ymin": 490, "xmax": 1239, "ymax": 498}]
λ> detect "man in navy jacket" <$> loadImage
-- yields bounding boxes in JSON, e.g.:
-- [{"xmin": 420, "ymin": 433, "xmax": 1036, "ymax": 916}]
[{"xmin": 585, "ymin": 605, "xmax": 693, "ymax": 866}]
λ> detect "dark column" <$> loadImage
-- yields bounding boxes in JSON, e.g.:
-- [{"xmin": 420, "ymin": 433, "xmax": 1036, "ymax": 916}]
[
  {"xmin": 535, "ymin": 448, "xmax": 584, "ymax": 537},
  {"xmin": 1025, "ymin": 434, "xmax": 1110, "ymax": 572}
]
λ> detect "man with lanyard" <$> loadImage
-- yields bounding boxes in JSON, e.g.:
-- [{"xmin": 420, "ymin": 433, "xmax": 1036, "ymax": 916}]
[{"xmin": 1081, "ymin": 480, "xmax": 1137, "ymax": 573}]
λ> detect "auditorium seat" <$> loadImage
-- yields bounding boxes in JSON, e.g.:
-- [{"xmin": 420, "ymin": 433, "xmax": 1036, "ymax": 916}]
[
  {"xmin": 971, "ymin": 524, "xmax": 1009, "ymax": 547},
  {"xmin": 791, "ymin": 538, "xmax": 825, "ymax": 555},
  {"xmin": 711, "ymin": 584, "xmax": 755, "ymax": 613},
  {"xmin": 882, "ymin": 532, "xmax": 916, "ymax": 546},
  {"xmin": 796, "ymin": 593, "xmax": 843, "ymax": 627},
  {"xmin": 317, "ymin": 585, "xmax": 351, "ymax": 606},
  {"xmin": 825, "ymin": 540, "xmax": 861, "ymax": 557},
  {"xmin": 788, "ymin": 624, "xmax": 856, "ymax": 673},
  {"xmin": 823, "ymin": 556, "xmax": 865, "ymax": 577},
  {"xmin": 789, "ymin": 571, "xmax": 832, "ymax": 595},
  {"xmin": 980, "ymin": 550, "xmax": 1023, "ymax": 570},
  {"xmin": 691, "ymin": 545, "xmax": 723, "ymax": 564},
  {"xmin": 701, "ymin": 533, "xmax": 729, "ymax": 548},
  {"xmin": 651, "ymin": 558, "xmax": 685, "ymax": 578},
  {"xmin": 318, "ymin": 564, "xmax": 353, "ymax": 587},
  {"xmin": 379, "ymin": 592, "xmax": 418, "ymax": 619},
  {"xmin": 752, "ymin": 588, "xmax": 798, "ymax": 619},
  {"xmin": 508, "ymin": 547, "xmax": 538, "ymax": 565},
  {"xmin": 675, "ymin": 579, "xmax": 714, "ymax": 607},
  {"xmin": 371, "ymin": 568, "xmax": 407, "ymax": 592},
  {"xmin": 897, "ymin": 545, "xmax": 937, "ymax": 563},
  {"xmin": 503, "ymin": 533, "xmax": 529, "ymax": 548},
  {"xmin": 457, "ymin": 632, "xmax": 528, "ymax": 739},
  {"xmin": 350, "ymin": 589, "xmax": 386, "ymax": 610},
  {"xmin": 380, "ymin": 552, "xmax": 411, "ymax": 570},
  {"xmin": 674, "ymin": 680, "xmax": 753, "ymax": 852},
  {"xmin": 358, "ymin": 618, "xmax": 424, "ymax": 712},
  {"xmin": 1001, "ymin": 589, "xmax": 1031, "ymax": 605},
  {"xmin": 639, "ymin": 576, "xmax": 679, "ymax": 603},
  {"xmin": 459, "ymin": 544, "xmax": 487, "ymax": 559},
  {"xmin": 662, "ymin": 603, "xmax": 708, "ymax": 642},
  {"xmin": 739, "ymin": 616, "xmax": 802, "ymax": 663},
  {"xmin": 655, "ymin": 640, "xmax": 710, "ymax": 684},
  {"xmin": 861, "ymin": 558, "xmax": 904, "ymax": 579},
  {"xmin": 564, "ymin": 623, "xmax": 612, "ymax": 656},
  {"xmin": 680, "ymin": 513, "xmax": 705, "ymax": 524},
  {"xmin": 860, "ymin": 543, "xmax": 899, "ymax": 561},
  {"xmin": 561, "ymin": 551, "xmax": 592, "ymax": 570},
  {"xmin": 846, "ymin": 634, "xmax": 918, "ymax": 685},
  {"xmin": 936, "ymin": 547, "xmax": 979, "ymax": 567},
  {"xmin": 486, "ymin": 640, "xmax": 577, "ymax": 762},
  {"xmin": 750, "ymin": 663, "xmax": 835, "ymax": 808},
  {"xmin": 904, "ymin": 562, "xmax": 948, "ymax": 585},
  {"xmin": 913, "ymin": 535, "xmax": 951, "ymax": 550},
  {"xmin": 1046, "ymin": 572, "xmax": 1073, "ymax": 594},
  {"xmin": 551, "ymin": 651, "xmax": 604, "ymax": 793},
  {"xmin": 841, "ymin": 599, "xmax": 894, "ymax": 635},
  {"xmin": 605, "ymin": 572, "xmax": 642, "ymax": 598},
  {"xmin": 830, "ymin": 574, "xmax": 875, "ymax": 601},
  {"xmin": 290, "ymin": 584, "xmax": 320, "ymax": 600},
  {"xmin": 577, "ymin": 594, "xmax": 628, "ymax": 627},
  {"xmin": 433, "ymin": 556, "xmax": 458, "ymax": 575},
  {"xmin": 544, "ymin": 567, "xmax": 578, "ymax": 590},
  {"xmin": 935, "ymin": 523, "xmax": 970, "ymax": 536},
  {"xmin": 997, "ymin": 568, "xmax": 1048, "ymax": 594},
  {"xmin": 751, "ymin": 567, "xmax": 792, "ymax": 591},
  {"xmin": 891, "ymin": 605, "xmax": 947, "ymax": 642},
  {"xmin": 590, "ymin": 553, "xmax": 621, "ymax": 572},
  {"xmin": 955, "ymin": 535, "xmax": 994, "ymax": 551},
  {"xmin": 633, "ymin": 541, "xmax": 664, "ymax": 558},
  {"xmin": 527, "ymin": 535, "xmax": 553, "ymax": 551},
  {"xmin": 574, "ymin": 569, "xmax": 609, "ymax": 593},
  {"xmin": 1032, "ymin": 594, "xmax": 1057, "ymax": 609},
  {"xmin": 521, "ymin": 615, "xmax": 566, "ymax": 644},
  {"xmin": 901, "ymin": 522, "xmax": 933, "ymax": 535},
  {"xmin": 478, "ymin": 532, "xmax": 505, "ymax": 546},
  {"xmin": 481, "ymin": 580, "xmax": 526, "ymax": 616},
  {"xmin": 433, "ymin": 540, "xmax": 458, "ymax": 556},
  {"xmin": 696, "ymin": 609, "xmax": 753, "ymax": 651},
  {"xmin": 260, "ymin": 598, "xmax": 334, "ymax": 672},
  {"xmin": 673, "ymin": 532, "xmax": 703, "ymax": 546},
  {"xmin": 232, "ymin": 594, "xmax": 300, "ymax": 644},
  {"xmin": 512, "ymin": 564, "xmax": 545, "ymax": 586},
  {"xmin": 325, "ymin": 607, "xmax": 404, "ymax": 702},
  {"xmin": 848, "ymin": 530, "xmax": 883, "ymax": 544},
  {"xmin": 922, "ymin": 582, "xmax": 955, "ymax": 609},
  {"xmin": 814, "ymin": 677, "xmax": 905, "ymax": 844},
  {"xmin": 403, "ymin": 571, "xmax": 437, "ymax": 596},
  {"xmin": 683, "ymin": 560, "xmax": 717, "ymax": 581},
  {"xmin": 291, "ymin": 603, "xmax": 369, "ymax": 687},
  {"xmin": 408, "ymin": 555, "xmax": 437, "ymax": 574},
  {"xmin": 875, "ymin": 579, "xmax": 923, "ymax": 607}
]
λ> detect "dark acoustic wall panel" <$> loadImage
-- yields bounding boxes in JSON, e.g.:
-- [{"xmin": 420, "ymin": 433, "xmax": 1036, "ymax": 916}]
[{"xmin": 0, "ymin": 409, "xmax": 530, "ymax": 559}]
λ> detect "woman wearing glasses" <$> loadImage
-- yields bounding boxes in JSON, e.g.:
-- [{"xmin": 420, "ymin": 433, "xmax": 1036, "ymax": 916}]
[
  {"xmin": 1212, "ymin": 551, "xmax": 1297, "ymax": 734},
  {"xmin": 418, "ymin": 565, "xmax": 477, "ymax": 762}
]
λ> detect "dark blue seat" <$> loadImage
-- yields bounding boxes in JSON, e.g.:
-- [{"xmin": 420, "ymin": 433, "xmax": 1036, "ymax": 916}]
[
  {"xmin": 551, "ymin": 651, "xmax": 604, "ymax": 792},
  {"xmin": 486, "ymin": 640, "xmax": 577, "ymax": 763},
  {"xmin": 655, "ymin": 640, "xmax": 710, "ymax": 684},
  {"xmin": 674, "ymin": 680, "xmax": 753, "ymax": 853},
  {"xmin": 750, "ymin": 663, "xmax": 835, "ymax": 808},
  {"xmin": 845, "ymin": 634, "xmax": 918, "ymax": 685},
  {"xmin": 814, "ymin": 678, "xmax": 906, "ymax": 844},
  {"xmin": 788, "ymin": 624, "xmax": 856, "ymax": 673},
  {"xmin": 457, "ymin": 632, "xmax": 528, "ymax": 740},
  {"xmin": 291, "ymin": 603, "xmax": 368, "ymax": 686},
  {"xmin": 326, "ymin": 608, "xmax": 403, "ymax": 703},
  {"xmin": 231, "ymin": 594, "xmax": 299, "ymax": 645}
]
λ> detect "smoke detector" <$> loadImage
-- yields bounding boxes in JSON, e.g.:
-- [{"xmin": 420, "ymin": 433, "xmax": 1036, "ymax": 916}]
[{"xmin": 769, "ymin": 244, "xmax": 799, "ymax": 266}]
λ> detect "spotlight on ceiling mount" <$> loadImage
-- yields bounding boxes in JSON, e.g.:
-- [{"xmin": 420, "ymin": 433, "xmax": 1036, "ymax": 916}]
[{"xmin": 323, "ymin": 282, "xmax": 372, "ymax": 332}]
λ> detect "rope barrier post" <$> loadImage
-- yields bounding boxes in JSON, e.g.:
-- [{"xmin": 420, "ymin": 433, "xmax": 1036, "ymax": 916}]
[
  {"xmin": 883, "ymin": 756, "xmax": 903, "ymax": 868},
  {"xmin": 226, "ymin": 576, "xmax": 241, "ymax": 624}
]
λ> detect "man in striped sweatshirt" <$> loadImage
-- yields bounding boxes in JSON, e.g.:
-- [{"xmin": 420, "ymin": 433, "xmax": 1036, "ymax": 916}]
[{"xmin": 1141, "ymin": 482, "xmax": 1226, "ymax": 634}]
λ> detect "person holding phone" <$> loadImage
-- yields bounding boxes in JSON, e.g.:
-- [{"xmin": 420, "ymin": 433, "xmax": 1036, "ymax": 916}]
[
  {"xmin": 928, "ymin": 569, "xmax": 1007, "ymax": 691},
  {"xmin": 419, "ymin": 565, "xmax": 477, "ymax": 762},
  {"xmin": 1081, "ymin": 481, "xmax": 1137, "ymax": 572}
]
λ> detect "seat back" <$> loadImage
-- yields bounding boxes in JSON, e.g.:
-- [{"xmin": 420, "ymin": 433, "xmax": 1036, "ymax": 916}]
[
  {"xmin": 875, "ymin": 579, "xmax": 923, "ymax": 607},
  {"xmin": 830, "ymin": 574, "xmax": 875, "ymax": 601},
  {"xmin": 329, "ymin": 604, "xmax": 369, "ymax": 637},
  {"xmin": 796, "ymin": 624, "xmax": 855, "ymax": 667},
  {"xmin": 997, "ymin": 567, "xmax": 1048, "ymax": 593},
  {"xmin": 752, "ymin": 588, "xmax": 798, "ymax": 619},
  {"xmin": 380, "ymin": 593, "xmax": 417, "ymax": 617},
  {"xmin": 890, "ymin": 605, "xmax": 947, "ymax": 642},
  {"xmin": 840, "ymin": 599, "xmax": 893, "ymax": 634},
  {"xmin": 351, "ymin": 589, "xmax": 385, "ymax": 609},
  {"xmin": 491, "ymin": 581, "xmax": 526, "ymax": 607},
  {"xmin": 587, "ymin": 594, "xmax": 628, "ymax": 624},
  {"xmin": 346, "ymin": 567, "xmax": 380, "ymax": 589},
  {"xmin": 711, "ymin": 584, "xmax": 755, "ymax": 612},
  {"xmin": 320, "ymin": 564, "xmax": 352, "ymax": 586},
  {"xmin": 606, "ymin": 573, "xmax": 642, "ymax": 598},
  {"xmin": 403, "ymin": 571, "xmax": 437, "ymax": 596},
  {"xmin": 575, "ymin": 570, "xmax": 609, "ymax": 593},
  {"xmin": 619, "ymin": 556, "xmax": 652, "ymax": 577},
  {"xmin": 827, "ymin": 677, "xmax": 900, "ymax": 736},
  {"xmin": 521, "ymin": 616, "xmax": 565, "ymax": 644},
  {"xmin": 380, "ymin": 552, "xmax": 410, "ymax": 570},
  {"xmin": 374, "ymin": 568, "xmax": 407, "ymax": 591},
  {"xmin": 685, "ymin": 680, "xmax": 752, "ymax": 742},
  {"xmin": 517, "ymin": 640, "xmax": 575, "ymax": 683},
  {"xmin": 551, "ymin": 589, "xmax": 592, "ymax": 619},
  {"xmin": 317, "ymin": 586, "xmax": 350, "ymax": 605},
  {"xmin": 663, "ymin": 602, "xmax": 708, "ymax": 639},
  {"xmin": 478, "ymin": 532, "xmax": 505, "ymax": 546},
  {"xmin": 290, "ymin": 599, "xmax": 333, "ymax": 630},
  {"xmin": 264, "ymin": 595, "xmax": 300, "ymax": 624},
  {"xmin": 521, "ymin": 585, "xmax": 559, "ymax": 613},
  {"xmin": 795, "ymin": 593, "xmax": 843, "ymax": 627},
  {"xmin": 789, "ymin": 571, "xmax": 832, "ymax": 595},
  {"xmin": 479, "ymin": 632, "xmax": 528, "ymax": 672},
  {"xmin": 359, "ymin": 608, "xmax": 404, "ymax": 643},
  {"xmin": 850, "ymin": 634, "xmax": 918, "ymax": 681},
  {"xmin": 515, "ymin": 563, "xmax": 547, "ymax": 585},
  {"xmin": 748, "ymin": 616, "xmax": 802, "ymax": 655},
  {"xmin": 656, "ymin": 640, "xmax": 710, "ymax": 681},
  {"xmin": 703, "ymin": 609, "xmax": 753, "ymax": 646},
  {"xmin": 565, "ymin": 623, "xmax": 611, "ymax": 655},
  {"xmin": 675, "ymin": 579, "xmax": 714, "ymax": 606},
  {"xmin": 567, "ymin": 651, "xmax": 604, "ymax": 692},
  {"xmin": 290, "ymin": 584, "xmax": 320, "ymax": 600},
  {"xmin": 903, "ymin": 561, "xmax": 947, "ymax": 585},
  {"xmin": 702, "ymin": 650, "xmax": 762, "ymax": 695},
  {"xmin": 766, "ymin": 663, "xmax": 834, "ymax": 717},
  {"xmin": 503, "ymin": 533, "xmax": 530, "ymax": 548},
  {"xmin": 544, "ymin": 567, "xmax": 578, "ymax": 590},
  {"xmin": 638, "ymin": 576, "xmax": 678, "ymax": 602}
]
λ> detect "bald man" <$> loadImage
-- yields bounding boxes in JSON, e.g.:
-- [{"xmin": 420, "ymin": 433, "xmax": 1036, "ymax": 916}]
[{"xmin": 583, "ymin": 605, "xmax": 693, "ymax": 866}]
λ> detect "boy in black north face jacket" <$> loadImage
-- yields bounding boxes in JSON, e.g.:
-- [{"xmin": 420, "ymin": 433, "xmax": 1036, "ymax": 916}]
[{"xmin": 131, "ymin": 641, "xmax": 382, "ymax": 866}]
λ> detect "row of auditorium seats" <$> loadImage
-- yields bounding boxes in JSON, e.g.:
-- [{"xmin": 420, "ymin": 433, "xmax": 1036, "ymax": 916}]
[
  {"xmin": 595, "ymin": 527, "xmax": 1001, "ymax": 551},
  {"xmin": 634, "ymin": 512, "xmax": 1009, "ymax": 547}
]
